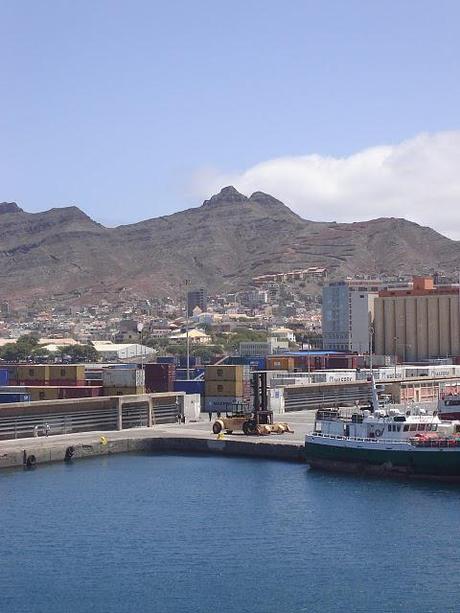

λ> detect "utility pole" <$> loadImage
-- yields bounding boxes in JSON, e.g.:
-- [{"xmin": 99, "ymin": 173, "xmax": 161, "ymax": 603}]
[
  {"xmin": 369, "ymin": 322, "xmax": 374, "ymax": 373},
  {"xmin": 185, "ymin": 279, "xmax": 190, "ymax": 380}
]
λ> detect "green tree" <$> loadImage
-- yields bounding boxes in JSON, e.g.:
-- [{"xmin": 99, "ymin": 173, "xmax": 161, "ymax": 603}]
[
  {"xmin": 0, "ymin": 334, "xmax": 40, "ymax": 361},
  {"xmin": 58, "ymin": 344, "xmax": 99, "ymax": 363}
]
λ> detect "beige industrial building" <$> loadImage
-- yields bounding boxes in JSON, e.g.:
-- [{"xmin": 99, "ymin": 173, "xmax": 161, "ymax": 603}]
[{"xmin": 374, "ymin": 277, "xmax": 460, "ymax": 361}]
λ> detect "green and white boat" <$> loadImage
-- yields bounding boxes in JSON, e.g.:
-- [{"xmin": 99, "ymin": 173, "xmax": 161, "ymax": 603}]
[{"xmin": 305, "ymin": 382, "xmax": 460, "ymax": 480}]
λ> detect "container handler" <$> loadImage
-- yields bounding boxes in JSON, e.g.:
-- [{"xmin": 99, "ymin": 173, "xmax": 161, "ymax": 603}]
[{"xmin": 212, "ymin": 372, "xmax": 294, "ymax": 436}]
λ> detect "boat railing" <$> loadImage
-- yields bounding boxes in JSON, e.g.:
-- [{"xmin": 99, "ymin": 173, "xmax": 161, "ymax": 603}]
[
  {"xmin": 308, "ymin": 432, "xmax": 460, "ymax": 448},
  {"xmin": 308, "ymin": 432, "xmax": 408, "ymax": 444}
]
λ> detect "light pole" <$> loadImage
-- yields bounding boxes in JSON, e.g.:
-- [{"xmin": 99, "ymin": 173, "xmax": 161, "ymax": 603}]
[
  {"xmin": 393, "ymin": 336, "xmax": 398, "ymax": 379},
  {"xmin": 137, "ymin": 322, "xmax": 145, "ymax": 392},
  {"xmin": 185, "ymin": 280, "xmax": 190, "ymax": 380},
  {"xmin": 369, "ymin": 323, "xmax": 374, "ymax": 373}
]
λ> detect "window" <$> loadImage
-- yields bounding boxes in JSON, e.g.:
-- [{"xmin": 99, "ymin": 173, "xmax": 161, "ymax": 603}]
[
  {"xmin": 432, "ymin": 424, "xmax": 438, "ymax": 431},
  {"xmin": 417, "ymin": 424, "xmax": 426, "ymax": 431},
  {"xmin": 217, "ymin": 385, "xmax": 223, "ymax": 393},
  {"xmin": 29, "ymin": 369, "xmax": 34, "ymax": 376},
  {"xmin": 403, "ymin": 425, "xmax": 409, "ymax": 432},
  {"xmin": 409, "ymin": 424, "xmax": 417, "ymax": 431},
  {"xmin": 217, "ymin": 368, "xmax": 223, "ymax": 377},
  {"xmin": 39, "ymin": 392, "xmax": 45, "ymax": 400},
  {"xmin": 397, "ymin": 426, "xmax": 401, "ymax": 432}
]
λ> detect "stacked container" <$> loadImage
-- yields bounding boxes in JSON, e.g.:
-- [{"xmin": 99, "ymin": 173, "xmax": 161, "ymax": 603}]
[
  {"xmin": 145, "ymin": 363, "xmax": 176, "ymax": 393},
  {"xmin": 204, "ymin": 365, "xmax": 251, "ymax": 413},
  {"xmin": 16, "ymin": 365, "xmax": 50, "ymax": 386},
  {"xmin": 49, "ymin": 365, "xmax": 86, "ymax": 386},
  {"xmin": 102, "ymin": 368, "xmax": 145, "ymax": 396}
]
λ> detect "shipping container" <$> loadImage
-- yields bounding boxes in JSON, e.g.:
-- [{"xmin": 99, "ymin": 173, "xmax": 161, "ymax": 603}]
[
  {"xmin": 203, "ymin": 396, "xmax": 246, "ymax": 412},
  {"xmin": 157, "ymin": 356, "xmax": 179, "ymax": 365},
  {"xmin": 229, "ymin": 356, "xmax": 266, "ymax": 370},
  {"xmin": 205, "ymin": 380, "xmax": 244, "ymax": 397},
  {"xmin": 145, "ymin": 363, "xmax": 175, "ymax": 392},
  {"xmin": 175, "ymin": 368, "xmax": 204, "ymax": 380},
  {"xmin": 3, "ymin": 365, "xmax": 18, "ymax": 385},
  {"xmin": 27, "ymin": 387, "xmax": 60, "ymax": 401},
  {"xmin": 0, "ymin": 393, "xmax": 31, "ymax": 403},
  {"xmin": 60, "ymin": 386, "xmax": 103, "ymax": 399},
  {"xmin": 174, "ymin": 380, "xmax": 205, "ymax": 395},
  {"xmin": 205, "ymin": 365, "xmax": 244, "ymax": 382},
  {"xmin": 102, "ymin": 368, "xmax": 145, "ymax": 388},
  {"xmin": 183, "ymin": 394, "xmax": 201, "ymax": 421},
  {"xmin": 103, "ymin": 386, "xmax": 145, "ymax": 396},
  {"xmin": 16, "ymin": 365, "xmax": 50, "ymax": 385},
  {"xmin": 49, "ymin": 364, "xmax": 86, "ymax": 385},
  {"xmin": 178, "ymin": 356, "xmax": 201, "ymax": 368},
  {"xmin": 265, "ymin": 356, "xmax": 295, "ymax": 371}
]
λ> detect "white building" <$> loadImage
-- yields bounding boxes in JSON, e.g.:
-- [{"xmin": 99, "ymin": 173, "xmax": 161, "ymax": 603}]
[
  {"xmin": 239, "ymin": 337, "xmax": 289, "ymax": 356},
  {"xmin": 322, "ymin": 281, "xmax": 378, "ymax": 352},
  {"xmin": 92, "ymin": 341, "xmax": 156, "ymax": 361}
]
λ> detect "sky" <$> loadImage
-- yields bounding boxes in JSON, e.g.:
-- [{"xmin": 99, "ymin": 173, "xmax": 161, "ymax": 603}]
[{"xmin": 0, "ymin": 0, "xmax": 459, "ymax": 236}]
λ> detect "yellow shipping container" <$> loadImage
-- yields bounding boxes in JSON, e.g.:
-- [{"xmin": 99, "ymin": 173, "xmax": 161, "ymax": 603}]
[
  {"xmin": 205, "ymin": 380, "xmax": 243, "ymax": 397},
  {"xmin": 265, "ymin": 356, "xmax": 295, "ymax": 371},
  {"xmin": 103, "ymin": 386, "xmax": 145, "ymax": 396},
  {"xmin": 17, "ymin": 365, "xmax": 50, "ymax": 384},
  {"xmin": 205, "ymin": 365, "xmax": 244, "ymax": 382},
  {"xmin": 49, "ymin": 365, "xmax": 86, "ymax": 382},
  {"xmin": 27, "ymin": 387, "xmax": 60, "ymax": 401}
]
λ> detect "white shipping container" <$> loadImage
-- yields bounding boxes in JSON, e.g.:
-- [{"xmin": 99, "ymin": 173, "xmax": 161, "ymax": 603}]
[
  {"xmin": 183, "ymin": 394, "xmax": 201, "ymax": 421},
  {"xmin": 324, "ymin": 370, "xmax": 356, "ymax": 383},
  {"xmin": 102, "ymin": 368, "xmax": 145, "ymax": 388},
  {"xmin": 268, "ymin": 388, "xmax": 285, "ymax": 413}
]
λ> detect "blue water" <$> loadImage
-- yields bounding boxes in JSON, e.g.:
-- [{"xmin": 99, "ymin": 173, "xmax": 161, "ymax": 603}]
[{"xmin": 1, "ymin": 454, "xmax": 460, "ymax": 613}]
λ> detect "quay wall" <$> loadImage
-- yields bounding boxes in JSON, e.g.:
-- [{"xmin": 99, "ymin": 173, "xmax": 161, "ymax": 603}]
[{"xmin": 0, "ymin": 434, "xmax": 305, "ymax": 471}]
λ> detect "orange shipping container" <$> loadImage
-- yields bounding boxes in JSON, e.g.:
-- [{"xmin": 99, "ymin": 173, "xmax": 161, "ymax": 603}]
[{"xmin": 265, "ymin": 356, "xmax": 295, "ymax": 371}]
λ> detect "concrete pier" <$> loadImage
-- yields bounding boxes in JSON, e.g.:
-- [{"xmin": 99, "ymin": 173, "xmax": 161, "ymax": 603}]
[{"xmin": 0, "ymin": 411, "xmax": 313, "ymax": 470}]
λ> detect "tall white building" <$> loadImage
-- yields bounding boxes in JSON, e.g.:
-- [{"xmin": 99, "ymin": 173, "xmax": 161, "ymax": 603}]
[{"xmin": 322, "ymin": 281, "xmax": 379, "ymax": 352}]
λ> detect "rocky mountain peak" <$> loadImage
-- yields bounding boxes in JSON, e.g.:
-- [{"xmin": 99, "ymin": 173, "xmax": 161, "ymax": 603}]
[
  {"xmin": 0, "ymin": 202, "xmax": 23, "ymax": 214},
  {"xmin": 202, "ymin": 186, "xmax": 248, "ymax": 207}
]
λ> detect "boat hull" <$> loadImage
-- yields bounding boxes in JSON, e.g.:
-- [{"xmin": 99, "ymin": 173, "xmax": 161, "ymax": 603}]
[{"xmin": 305, "ymin": 437, "xmax": 460, "ymax": 480}]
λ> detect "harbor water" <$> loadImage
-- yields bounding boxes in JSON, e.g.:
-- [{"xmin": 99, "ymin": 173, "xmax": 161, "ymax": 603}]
[{"xmin": 1, "ymin": 453, "xmax": 460, "ymax": 613}]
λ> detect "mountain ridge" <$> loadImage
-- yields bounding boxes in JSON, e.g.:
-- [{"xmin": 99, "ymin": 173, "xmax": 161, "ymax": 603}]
[{"xmin": 0, "ymin": 188, "xmax": 458, "ymax": 304}]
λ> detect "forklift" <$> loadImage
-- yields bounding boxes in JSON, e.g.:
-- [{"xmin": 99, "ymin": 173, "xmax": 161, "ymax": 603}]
[{"xmin": 212, "ymin": 372, "xmax": 293, "ymax": 436}]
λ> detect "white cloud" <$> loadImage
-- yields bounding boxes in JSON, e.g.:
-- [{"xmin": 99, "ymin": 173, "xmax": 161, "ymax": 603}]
[{"xmin": 193, "ymin": 131, "xmax": 460, "ymax": 240}]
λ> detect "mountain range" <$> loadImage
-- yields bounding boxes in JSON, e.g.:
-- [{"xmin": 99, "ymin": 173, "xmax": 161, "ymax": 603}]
[{"xmin": 1, "ymin": 186, "xmax": 459, "ymax": 304}]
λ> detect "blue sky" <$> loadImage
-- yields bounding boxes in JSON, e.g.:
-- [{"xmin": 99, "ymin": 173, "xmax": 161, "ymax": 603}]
[{"xmin": 0, "ymin": 0, "xmax": 459, "ymax": 233}]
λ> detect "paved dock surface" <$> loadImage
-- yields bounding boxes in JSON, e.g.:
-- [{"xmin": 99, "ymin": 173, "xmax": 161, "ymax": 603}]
[{"xmin": 0, "ymin": 411, "xmax": 316, "ymax": 470}]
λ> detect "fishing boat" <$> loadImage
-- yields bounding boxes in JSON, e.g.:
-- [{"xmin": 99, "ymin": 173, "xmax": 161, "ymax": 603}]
[{"xmin": 305, "ymin": 381, "xmax": 460, "ymax": 480}]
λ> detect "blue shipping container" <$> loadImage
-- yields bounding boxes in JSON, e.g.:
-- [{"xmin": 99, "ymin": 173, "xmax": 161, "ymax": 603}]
[
  {"xmin": 0, "ymin": 393, "xmax": 31, "ymax": 403},
  {"xmin": 175, "ymin": 368, "xmax": 203, "ymax": 380},
  {"xmin": 0, "ymin": 369, "xmax": 9, "ymax": 386},
  {"xmin": 158, "ymin": 356, "xmax": 179, "ymax": 365},
  {"xmin": 178, "ymin": 356, "xmax": 201, "ymax": 368},
  {"xmin": 173, "ymin": 380, "xmax": 205, "ymax": 395},
  {"xmin": 229, "ymin": 356, "xmax": 266, "ymax": 370}
]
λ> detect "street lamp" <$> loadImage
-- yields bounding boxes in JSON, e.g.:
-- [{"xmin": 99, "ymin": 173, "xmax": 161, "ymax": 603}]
[
  {"xmin": 184, "ymin": 280, "xmax": 191, "ymax": 380},
  {"xmin": 137, "ymin": 322, "xmax": 145, "ymax": 391}
]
